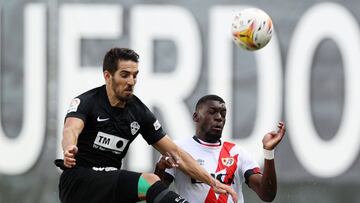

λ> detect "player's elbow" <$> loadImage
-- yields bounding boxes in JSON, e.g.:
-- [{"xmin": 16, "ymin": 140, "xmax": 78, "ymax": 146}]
[{"xmin": 260, "ymin": 191, "xmax": 276, "ymax": 202}]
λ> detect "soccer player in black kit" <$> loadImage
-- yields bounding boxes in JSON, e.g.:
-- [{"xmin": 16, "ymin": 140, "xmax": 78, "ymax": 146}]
[{"xmin": 55, "ymin": 48, "xmax": 238, "ymax": 203}]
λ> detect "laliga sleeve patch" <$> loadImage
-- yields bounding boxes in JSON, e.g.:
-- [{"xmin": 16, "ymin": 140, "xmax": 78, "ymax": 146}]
[
  {"xmin": 153, "ymin": 120, "xmax": 161, "ymax": 130},
  {"xmin": 67, "ymin": 98, "xmax": 81, "ymax": 113}
]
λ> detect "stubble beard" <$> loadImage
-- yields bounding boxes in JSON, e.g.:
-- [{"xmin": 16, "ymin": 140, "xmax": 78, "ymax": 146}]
[
  {"xmin": 114, "ymin": 87, "xmax": 133, "ymax": 103},
  {"xmin": 111, "ymin": 79, "xmax": 133, "ymax": 103}
]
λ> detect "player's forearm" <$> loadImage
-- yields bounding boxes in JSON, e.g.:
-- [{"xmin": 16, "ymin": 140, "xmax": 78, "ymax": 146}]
[
  {"xmin": 62, "ymin": 127, "xmax": 78, "ymax": 150},
  {"xmin": 177, "ymin": 149, "xmax": 215, "ymax": 187},
  {"xmin": 259, "ymin": 159, "xmax": 277, "ymax": 202},
  {"xmin": 154, "ymin": 163, "xmax": 167, "ymax": 182}
]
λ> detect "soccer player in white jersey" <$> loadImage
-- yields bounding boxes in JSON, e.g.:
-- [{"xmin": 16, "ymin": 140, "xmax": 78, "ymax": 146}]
[{"xmin": 155, "ymin": 94, "xmax": 285, "ymax": 203}]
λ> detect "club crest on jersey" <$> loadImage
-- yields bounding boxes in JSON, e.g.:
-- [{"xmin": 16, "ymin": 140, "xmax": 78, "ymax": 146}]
[
  {"xmin": 221, "ymin": 157, "xmax": 235, "ymax": 167},
  {"xmin": 130, "ymin": 121, "xmax": 140, "ymax": 135}
]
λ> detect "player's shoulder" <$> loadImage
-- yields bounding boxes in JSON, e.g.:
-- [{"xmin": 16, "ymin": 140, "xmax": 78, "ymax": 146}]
[
  {"xmin": 75, "ymin": 85, "xmax": 104, "ymax": 101},
  {"xmin": 172, "ymin": 137, "xmax": 195, "ymax": 146},
  {"xmin": 68, "ymin": 86, "xmax": 104, "ymax": 112},
  {"xmin": 127, "ymin": 94, "xmax": 152, "ymax": 113},
  {"xmin": 223, "ymin": 140, "xmax": 247, "ymax": 153},
  {"xmin": 128, "ymin": 94, "xmax": 145, "ymax": 106},
  {"xmin": 66, "ymin": 86, "xmax": 105, "ymax": 115}
]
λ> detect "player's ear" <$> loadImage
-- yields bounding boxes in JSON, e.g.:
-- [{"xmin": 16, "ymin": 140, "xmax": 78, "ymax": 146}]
[
  {"xmin": 103, "ymin": 71, "xmax": 111, "ymax": 82},
  {"xmin": 193, "ymin": 112, "xmax": 199, "ymax": 122}
]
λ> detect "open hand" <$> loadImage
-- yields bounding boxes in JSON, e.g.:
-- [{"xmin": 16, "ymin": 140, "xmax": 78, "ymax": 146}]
[{"xmin": 262, "ymin": 121, "xmax": 286, "ymax": 150}]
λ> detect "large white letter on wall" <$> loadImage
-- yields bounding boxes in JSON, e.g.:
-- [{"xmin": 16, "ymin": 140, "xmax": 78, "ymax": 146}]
[
  {"xmin": 57, "ymin": 4, "xmax": 122, "ymax": 158},
  {"xmin": 0, "ymin": 4, "xmax": 46, "ymax": 175},
  {"xmin": 209, "ymin": 6, "xmax": 282, "ymax": 163},
  {"xmin": 286, "ymin": 2, "xmax": 360, "ymax": 177},
  {"xmin": 129, "ymin": 5, "xmax": 201, "ymax": 171}
]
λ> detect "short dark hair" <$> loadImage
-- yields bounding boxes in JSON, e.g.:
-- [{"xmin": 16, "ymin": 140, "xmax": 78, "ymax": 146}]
[
  {"xmin": 195, "ymin": 94, "xmax": 225, "ymax": 110},
  {"xmin": 103, "ymin": 48, "xmax": 139, "ymax": 75}
]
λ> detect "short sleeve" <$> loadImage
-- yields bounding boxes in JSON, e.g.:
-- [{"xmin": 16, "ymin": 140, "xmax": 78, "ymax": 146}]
[
  {"xmin": 139, "ymin": 105, "xmax": 166, "ymax": 145},
  {"xmin": 65, "ymin": 96, "xmax": 91, "ymax": 123},
  {"xmin": 237, "ymin": 148, "xmax": 261, "ymax": 185}
]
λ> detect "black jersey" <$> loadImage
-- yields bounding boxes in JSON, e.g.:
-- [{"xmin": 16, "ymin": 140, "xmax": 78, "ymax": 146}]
[{"xmin": 65, "ymin": 85, "xmax": 166, "ymax": 168}]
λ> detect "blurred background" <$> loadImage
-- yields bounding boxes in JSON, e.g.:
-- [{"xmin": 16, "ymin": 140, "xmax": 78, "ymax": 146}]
[{"xmin": 0, "ymin": 0, "xmax": 359, "ymax": 202}]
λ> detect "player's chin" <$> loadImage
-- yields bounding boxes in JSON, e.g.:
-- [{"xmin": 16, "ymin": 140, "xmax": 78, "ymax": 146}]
[
  {"xmin": 119, "ymin": 93, "xmax": 133, "ymax": 101},
  {"xmin": 209, "ymin": 130, "xmax": 222, "ymax": 140}
]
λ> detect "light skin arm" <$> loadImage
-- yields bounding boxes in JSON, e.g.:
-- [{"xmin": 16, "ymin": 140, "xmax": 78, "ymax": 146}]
[
  {"xmin": 62, "ymin": 117, "xmax": 85, "ymax": 168},
  {"xmin": 248, "ymin": 121, "xmax": 286, "ymax": 202},
  {"xmin": 153, "ymin": 135, "xmax": 238, "ymax": 202}
]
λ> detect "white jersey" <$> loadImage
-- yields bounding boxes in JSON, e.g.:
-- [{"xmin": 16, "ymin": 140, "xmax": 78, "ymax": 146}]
[{"xmin": 165, "ymin": 137, "xmax": 261, "ymax": 203}]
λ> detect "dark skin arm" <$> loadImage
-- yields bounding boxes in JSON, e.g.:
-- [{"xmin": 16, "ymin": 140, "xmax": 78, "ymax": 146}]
[
  {"xmin": 247, "ymin": 121, "xmax": 286, "ymax": 202},
  {"xmin": 154, "ymin": 152, "xmax": 175, "ymax": 186}
]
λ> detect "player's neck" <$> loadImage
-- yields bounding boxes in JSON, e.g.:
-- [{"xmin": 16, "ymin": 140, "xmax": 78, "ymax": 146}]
[{"xmin": 106, "ymin": 85, "xmax": 126, "ymax": 108}]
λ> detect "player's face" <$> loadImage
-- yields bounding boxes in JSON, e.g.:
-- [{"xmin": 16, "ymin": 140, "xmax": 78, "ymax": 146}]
[
  {"xmin": 110, "ymin": 60, "xmax": 139, "ymax": 102},
  {"xmin": 197, "ymin": 100, "xmax": 226, "ymax": 142}
]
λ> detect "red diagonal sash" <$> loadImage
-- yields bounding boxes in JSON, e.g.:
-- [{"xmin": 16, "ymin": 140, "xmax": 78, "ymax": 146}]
[{"xmin": 205, "ymin": 142, "xmax": 238, "ymax": 203}]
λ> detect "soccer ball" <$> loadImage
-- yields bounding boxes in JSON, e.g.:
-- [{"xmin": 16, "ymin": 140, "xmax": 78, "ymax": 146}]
[{"xmin": 232, "ymin": 8, "xmax": 273, "ymax": 51}]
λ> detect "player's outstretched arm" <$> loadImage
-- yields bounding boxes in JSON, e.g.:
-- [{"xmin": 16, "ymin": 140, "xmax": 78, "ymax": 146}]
[
  {"xmin": 153, "ymin": 135, "xmax": 238, "ymax": 202},
  {"xmin": 248, "ymin": 121, "xmax": 286, "ymax": 202},
  {"xmin": 62, "ymin": 117, "xmax": 84, "ymax": 168}
]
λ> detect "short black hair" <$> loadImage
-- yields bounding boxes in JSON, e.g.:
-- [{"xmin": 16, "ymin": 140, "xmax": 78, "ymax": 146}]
[
  {"xmin": 195, "ymin": 94, "xmax": 225, "ymax": 110},
  {"xmin": 103, "ymin": 48, "xmax": 139, "ymax": 75}
]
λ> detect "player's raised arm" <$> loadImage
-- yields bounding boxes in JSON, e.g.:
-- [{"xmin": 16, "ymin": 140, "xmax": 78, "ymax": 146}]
[
  {"xmin": 247, "ymin": 121, "xmax": 286, "ymax": 202},
  {"xmin": 153, "ymin": 135, "xmax": 238, "ymax": 203}
]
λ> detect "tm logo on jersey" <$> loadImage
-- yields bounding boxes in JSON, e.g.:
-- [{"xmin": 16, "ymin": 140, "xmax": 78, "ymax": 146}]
[{"xmin": 93, "ymin": 131, "xmax": 129, "ymax": 154}]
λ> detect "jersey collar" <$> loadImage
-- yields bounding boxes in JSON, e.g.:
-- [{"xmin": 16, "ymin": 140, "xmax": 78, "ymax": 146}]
[{"xmin": 192, "ymin": 136, "xmax": 221, "ymax": 147}]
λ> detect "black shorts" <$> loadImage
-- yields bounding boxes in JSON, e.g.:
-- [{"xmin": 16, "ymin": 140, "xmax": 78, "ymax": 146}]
[{"xmin": 59, "ymin": 167, "xmax": 141, "ymax": 203}]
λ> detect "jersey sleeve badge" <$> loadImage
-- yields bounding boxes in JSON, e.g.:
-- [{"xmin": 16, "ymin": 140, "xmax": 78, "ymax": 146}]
[
  {"xmin": 67, "ymin": 98, "xmax": 81, "ymax": 113},
  {"xmin": 153, "ymin": 120, "xmax": 161, "ymax": 130}
]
